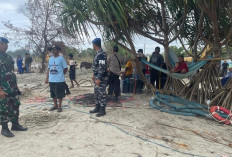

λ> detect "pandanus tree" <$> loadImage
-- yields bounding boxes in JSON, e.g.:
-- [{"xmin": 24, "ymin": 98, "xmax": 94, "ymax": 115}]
[
  {"xmin": 58, "ymin": 0, "xmax": 154, "ymax": 93},
  {"xmin": 58, "ymin": 0, "xmax": 232, "ymax": 109},
  {"xmin": 176, "ymin": 0, "xmax": 232, "ymax": 107},
  {"xmin": 58, "ymin": 0, "xmax": 189, "ymax": 92}
]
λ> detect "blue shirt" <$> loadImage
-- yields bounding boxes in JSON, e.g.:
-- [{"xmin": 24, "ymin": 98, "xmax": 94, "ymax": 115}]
[{"xmin": 48, "ymin": 56, "xmax": 68, "ymax": 82}]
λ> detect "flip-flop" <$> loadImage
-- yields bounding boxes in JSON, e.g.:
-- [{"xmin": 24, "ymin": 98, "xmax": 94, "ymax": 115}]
[
  {"xmin": 57, "ymin": 108, "xmax": 62, "ymax": 112},
  {"xmin": 49, "ymin": 106, "xmax": 58, "ymax": 111}
]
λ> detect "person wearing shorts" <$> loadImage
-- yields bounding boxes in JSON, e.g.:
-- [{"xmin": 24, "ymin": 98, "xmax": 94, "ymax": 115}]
[
  {"xmin": 68, "ymin": 54, "xmax": 79, "ymax": 88},
  {"xmin": 45, "ymin": 45, "xmax": 68, "ymax": 112}
]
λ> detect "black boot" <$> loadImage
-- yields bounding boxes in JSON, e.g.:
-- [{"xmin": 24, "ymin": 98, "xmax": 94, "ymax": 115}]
[
  {"xmin": 89, "ymin": 104, "xmax": 100, "ymax": 113},
  {"xmin": 11, "ymin": 118, "xmax": 28, "ymax": 131},
  {"xmin": 114, "ymin": 96, "xmax": 119, "ymax": 102},
  {"xmin": 1, "ymin": 123, "xmax": 14, "ymax": 137},
  {"xmin": 96, "ymin": 106, "xmax": 106, "ymax": 117}
]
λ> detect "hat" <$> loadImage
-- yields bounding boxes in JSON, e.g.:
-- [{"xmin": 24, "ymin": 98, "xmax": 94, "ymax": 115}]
[
  {"xmin": 52, "ymin": 45, "xmax": 61, "ymax": 51},
  {"xmin": 0, "ymin": 37, "xmax": 9, "ymax": 43},
  {"xmin": 92, "ymin": 38, "xmax": 101, "ymax": 47},
  {"xmin": 137, "ymin": 49, "xmax": 143, "ymax": 53}
]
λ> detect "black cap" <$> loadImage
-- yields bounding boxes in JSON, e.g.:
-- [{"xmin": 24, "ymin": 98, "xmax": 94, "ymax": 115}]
[
  {"xmin": 178, "ymin": 55, "xmax": 184, "ymax": 59},
  {"xmin": 47, "ymin": 46, "xmax": 53, "ymax": 51},
  {"xmin": 52, "ymin": 45, "xmax": 61, "ymax": 51},
  {"xmin": 137, "ymin": 49, "xmax": 143, "ymax": 53}
]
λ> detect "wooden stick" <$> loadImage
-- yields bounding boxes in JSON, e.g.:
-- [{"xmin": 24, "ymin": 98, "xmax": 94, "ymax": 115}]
[{"xmin": 197, "ymin": 57, "xmax": 232, "ymax": 61}]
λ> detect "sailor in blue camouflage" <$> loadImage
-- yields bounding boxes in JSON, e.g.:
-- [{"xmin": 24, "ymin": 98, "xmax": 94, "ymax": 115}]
[
  {"xmin": 0, "ymin": 37, "xmax": 27, "ymax": 137},
  {"xmin": 93, "ymin": 48, "xmax": 108, "ymax": 106},
  {"xmin": 90, "ymin": 38, "xmax": 108, "ymax": 117}
]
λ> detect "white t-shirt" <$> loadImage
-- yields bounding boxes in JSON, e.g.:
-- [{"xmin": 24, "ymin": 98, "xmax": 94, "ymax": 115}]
[{"xmin": 69, "ymin": 60, "xmax": 75, "ymax": 65}]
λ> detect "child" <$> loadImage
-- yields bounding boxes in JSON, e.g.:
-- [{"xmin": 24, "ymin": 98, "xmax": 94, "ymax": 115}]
[
  {"xmin": 170, "ymin": 62, "xmax": 180, "ymax": 73},
  {"xmin": 145, "ymin": 64, "xmax": 150, "ymax": 82},
  {"xmin": 68, "ymin": 54, "xmax": 79, "ymax": 88}
]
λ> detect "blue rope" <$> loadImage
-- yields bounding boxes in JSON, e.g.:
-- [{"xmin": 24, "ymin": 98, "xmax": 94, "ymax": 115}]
[{"xmin": 71, "ymin": 107, "xmax": 207, "ymax": 157}]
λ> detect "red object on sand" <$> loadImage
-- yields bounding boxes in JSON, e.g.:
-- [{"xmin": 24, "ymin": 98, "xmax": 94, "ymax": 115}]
[{"xmin": 210, "ymin": 106, "xmax": 232, "ymax": 125}]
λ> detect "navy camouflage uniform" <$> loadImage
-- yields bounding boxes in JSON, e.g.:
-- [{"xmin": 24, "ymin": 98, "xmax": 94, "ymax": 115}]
[
  {"xmin": 0, "ymin": 52, "xmax": 20, "ymax": 124},
  {"xmin": 92, "ymin": 49, "xmax": 108, "ymax": 107}
]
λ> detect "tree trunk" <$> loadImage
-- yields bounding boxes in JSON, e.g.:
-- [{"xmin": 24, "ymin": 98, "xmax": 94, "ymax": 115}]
[
  {"xmin": 124, "ymin": 32, "xmax": 156, "ymax": 94},
  {"xmin": 40, "ymin": 52, "xmax": 46, "ymax": 73}
]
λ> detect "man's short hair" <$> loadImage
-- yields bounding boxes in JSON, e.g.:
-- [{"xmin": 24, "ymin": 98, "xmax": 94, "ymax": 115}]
[
  {"xmin": 178, "ymin": 55, "xmax": 184, "ymax": 59},
  {"xmin": 155, "ymin": 47, "xmax": 160, "ymax": 52},
  {"xmin": 69, "ymin": 54, "xmax": 74, "ymax": 58},
  {"xmin": 113, "ymin": 46, "xmax": 118, "ymax": 52}
]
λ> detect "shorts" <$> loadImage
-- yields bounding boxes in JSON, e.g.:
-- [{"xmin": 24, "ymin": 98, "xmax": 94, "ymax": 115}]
[
  {"xmin": 49, "ymin": 82, "xmax": 65, "ymax": 99},
  {"xmin": 69, "ymin": 70, "xmax": 76, "ymax": 80}
]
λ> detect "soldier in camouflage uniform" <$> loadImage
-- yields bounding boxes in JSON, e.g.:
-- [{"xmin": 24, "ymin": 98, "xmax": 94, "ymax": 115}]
[
  {"xmin": 89, "ymin": 38, "xmax": 108, "ymax": 117},
  {"xmin": 0, "ymin": 37, "xmax": 27, "ymax": 137}
]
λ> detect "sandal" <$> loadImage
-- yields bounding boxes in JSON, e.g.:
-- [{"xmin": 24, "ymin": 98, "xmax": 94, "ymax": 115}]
[
  {"xmin": 57, "ymin": 108, "xmax": 62, "ymax": 112},
  {"xmin": 49, "ymin": 106, "xmax": 58, "ymax": 111}
]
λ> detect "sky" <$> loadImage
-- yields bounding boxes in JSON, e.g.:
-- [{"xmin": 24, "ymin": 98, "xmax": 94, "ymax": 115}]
[{"xmin": 0, "ymin": 0, "xmax": 180, "ymax": 54}]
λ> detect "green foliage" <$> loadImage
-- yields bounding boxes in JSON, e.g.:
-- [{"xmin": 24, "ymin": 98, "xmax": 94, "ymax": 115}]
[
  {"xmin": 103, "ymin": 40, "xmax": 132, "ymax": 58},
  {"xmin": 78, "ymin": 48, "xmax": 95, "ymax": 58},
  {"xmin": 7, "ymin": 49, "xmax": 30, "ymax": 58},
  {"xmin": 169, "ymin": 46, "xmax": 189, "ymax": 57},
  {"xmin": 65, "ymin": 47, "xmax": 79, "ymax": 57}
]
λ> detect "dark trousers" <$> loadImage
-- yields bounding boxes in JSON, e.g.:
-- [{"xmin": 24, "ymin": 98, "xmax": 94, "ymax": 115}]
[
  {"xmin": 107, "ymin": 72, "xmax": 120, "ymax": 98},
  {"xmin": 161, "ymin": 77, "xmax": 167, "ymax": 89},
  {"xmin": 150, "ymin": 69, "xmax": 161, "ymax": 89},
  {"xmin": 222, "ymin": 68, "xmax": 228, "ymax": 77},
  {"xmin": 25, "ymin": 63, "xmax": 30, "ymax": 73},
  {"xmin": 141, "ymin": 69, "xmax": 146, "ymax": 88}
]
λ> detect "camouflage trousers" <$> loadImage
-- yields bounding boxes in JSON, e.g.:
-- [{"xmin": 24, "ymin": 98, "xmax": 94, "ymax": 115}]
[
  {"xmin": 0, "ymin": 96, "xmax": 20, "ymax": 125},
  {"xmin": 94, "ymin": 78, "xmax": 107, "ymax": 107}
]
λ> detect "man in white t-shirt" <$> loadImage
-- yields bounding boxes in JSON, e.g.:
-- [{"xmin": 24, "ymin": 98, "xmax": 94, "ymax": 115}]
[{"xmin": 45, "ymin": 45, "xmax": 68, "ymax": 112}]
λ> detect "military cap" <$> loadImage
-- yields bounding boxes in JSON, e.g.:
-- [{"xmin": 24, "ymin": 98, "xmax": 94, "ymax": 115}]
[
  {"xmin": 0, "ymin": 37, "xmax": 9, "ymax": 43},
  {"xmin": 92, "ymin": 38, "xmax": 101, "ymax": 47}
]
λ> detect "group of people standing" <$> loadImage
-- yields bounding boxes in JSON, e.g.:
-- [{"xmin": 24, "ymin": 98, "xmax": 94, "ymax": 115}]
[
  {"xmin": 16, "ymin": 53, "xmax": 33, "ymax": 74},
  {"xmin": 122, "ymin": 47, "xmax": 189, "ymax": 91},
  {"xmin": 0, "ymin": 36, "xmax": 190, "ymax": 138}
]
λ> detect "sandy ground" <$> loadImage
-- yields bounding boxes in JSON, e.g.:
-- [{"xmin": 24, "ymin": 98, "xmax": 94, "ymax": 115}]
[{"xmin": 0, "ymin": 68, "xmax": 232, "ymax": 157}]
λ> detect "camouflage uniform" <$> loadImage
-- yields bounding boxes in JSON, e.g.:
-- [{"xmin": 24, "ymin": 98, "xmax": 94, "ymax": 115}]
[
  {"xmin": 0, "ymin": 52, "xmax": 20, "ymax": 124},
  {"xmin": 92, "ymin": 49, "xmax": 108, "ymax": 107}
]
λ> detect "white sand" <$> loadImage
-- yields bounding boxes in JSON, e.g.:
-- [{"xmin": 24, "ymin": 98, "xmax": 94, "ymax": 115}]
[{"xmin": 0, "ymin": 69, "xmax": 232, "ymax": 157}]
